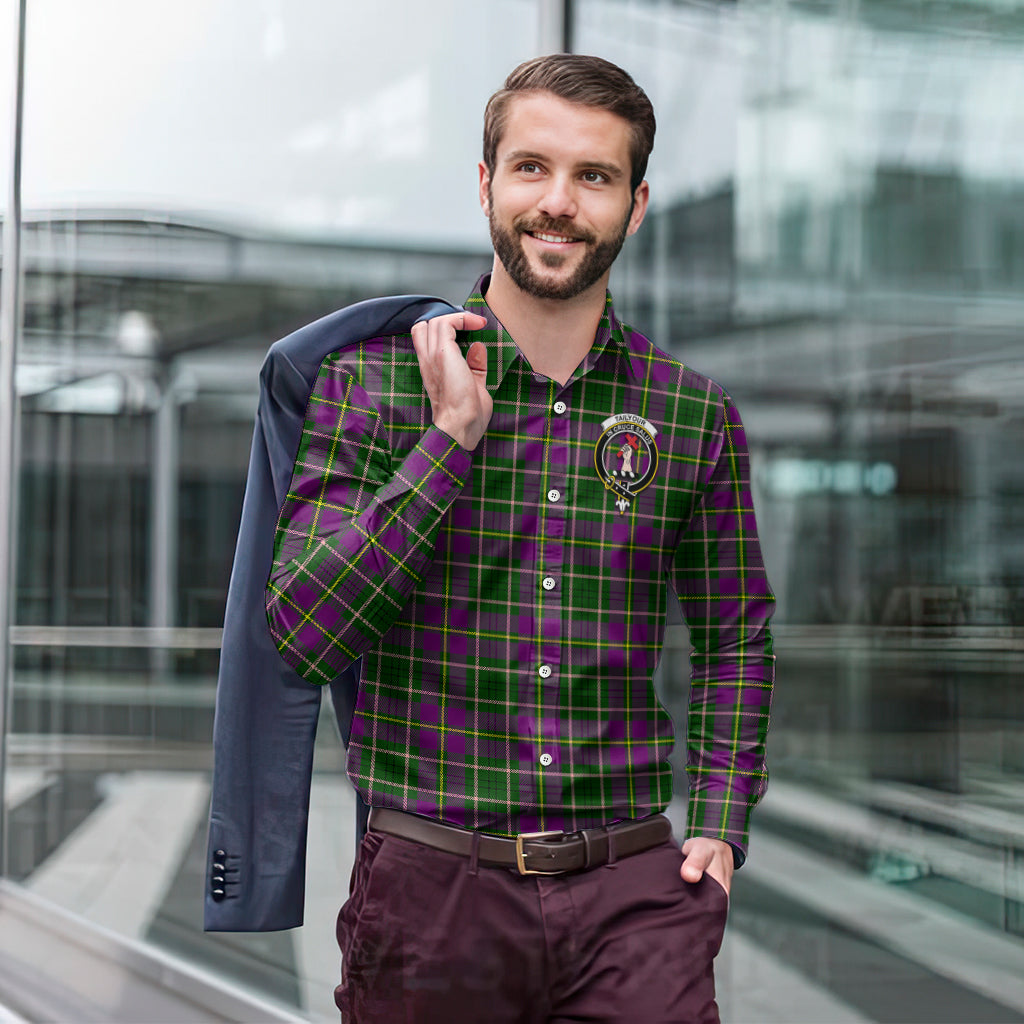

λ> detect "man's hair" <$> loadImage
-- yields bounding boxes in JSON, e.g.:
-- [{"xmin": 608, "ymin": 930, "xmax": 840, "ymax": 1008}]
[{"xmin": 483, "ymin": 54, "xmax": 656, "ymax": 194}]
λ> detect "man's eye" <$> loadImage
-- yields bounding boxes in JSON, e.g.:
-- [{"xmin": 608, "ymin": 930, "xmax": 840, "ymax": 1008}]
[
  {"xmin": 582, "ymin": 171, "xmax": 607, "ymax": 184},
  {"xmin": 519, "ymin": 162, "xmax": 541, "ymax": 174}
]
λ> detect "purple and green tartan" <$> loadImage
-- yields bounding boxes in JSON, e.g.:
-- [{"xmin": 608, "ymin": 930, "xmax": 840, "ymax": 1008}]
[{"xmin": 267, "ymin": 276, "xmax": 775, "ymax": 858}]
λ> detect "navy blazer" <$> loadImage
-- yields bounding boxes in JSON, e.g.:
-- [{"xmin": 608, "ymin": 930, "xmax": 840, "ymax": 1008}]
[{"xmin": 204, "ymin": 294, "xmax": 459, "ymax": 932}]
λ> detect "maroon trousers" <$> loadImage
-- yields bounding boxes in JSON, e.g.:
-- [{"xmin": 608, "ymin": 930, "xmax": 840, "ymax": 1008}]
[{"xmin": 335, "ymin": 828, "xmax": 729, "ymax": 1023}]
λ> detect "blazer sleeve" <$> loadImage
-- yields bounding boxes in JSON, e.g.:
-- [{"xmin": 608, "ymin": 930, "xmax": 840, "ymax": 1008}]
[{"xmin": 204, "ymin": 296, "xmax": 458, "ymax": 932}]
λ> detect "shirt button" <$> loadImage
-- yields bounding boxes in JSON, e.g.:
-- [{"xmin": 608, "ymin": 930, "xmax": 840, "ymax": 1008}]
[
  {"xmin": 542, "ymin": 577, "xmax": 556, "ymax": 591},
  {"xmin": 539, "ymin": 753, "xmax": 553, "ymax": 767},
  {"xmin": 553, "ymin": 401, "xmax": 567, "ymax": 415},
  {"xmin": 546, "ymin": 489, "xmax": 560, "ymax": 503},
  {"xmin": 538, "ymin": 664, "xmax": 552, "ymax": 679}
]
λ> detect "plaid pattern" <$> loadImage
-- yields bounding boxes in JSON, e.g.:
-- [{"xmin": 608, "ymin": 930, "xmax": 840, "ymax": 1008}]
[{"xmin": 267, "ymin": 276, "xmax": 775, "ymax": 857}]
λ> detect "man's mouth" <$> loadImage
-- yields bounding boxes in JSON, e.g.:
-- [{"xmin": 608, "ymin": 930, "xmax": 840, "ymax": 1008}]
[{"xmin": 529, "ymin": 231, "xmax": 579, "ymax": 244}]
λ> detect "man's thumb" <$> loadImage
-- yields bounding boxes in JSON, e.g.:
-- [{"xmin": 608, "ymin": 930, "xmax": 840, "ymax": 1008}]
[{"xmin": 467, "ymin": 341, "xmax": 488, "ymax": 377}]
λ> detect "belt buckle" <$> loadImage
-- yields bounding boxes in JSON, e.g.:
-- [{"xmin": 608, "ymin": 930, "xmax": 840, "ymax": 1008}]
[{"xmin": 515, "ymin": 830, "xmax": 565, "ymax": 875}]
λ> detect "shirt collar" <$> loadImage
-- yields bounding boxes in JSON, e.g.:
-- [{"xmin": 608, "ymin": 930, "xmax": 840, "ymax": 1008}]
[
  {"xmin": 461, "ymin": 274, "xmax": 643, "ymax": 389},
  {"xmin": 461, "ymin": 275, "xmax": 521, "ymax": 393}
]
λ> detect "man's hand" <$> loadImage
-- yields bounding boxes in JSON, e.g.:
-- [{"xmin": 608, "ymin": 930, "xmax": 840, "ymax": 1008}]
[
  {"xmin": 680, "ymin": 837, "xmax": 734, "ymax": 896},
  {"xmin": 411, "ymin": 311, "xmax": 491, "ymax": 451}
]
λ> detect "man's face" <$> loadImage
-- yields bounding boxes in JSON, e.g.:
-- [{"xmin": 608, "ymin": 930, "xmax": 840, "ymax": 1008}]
[{"xmin": 480, "ymin": 92, "xmax": 649, "ymax": 301}]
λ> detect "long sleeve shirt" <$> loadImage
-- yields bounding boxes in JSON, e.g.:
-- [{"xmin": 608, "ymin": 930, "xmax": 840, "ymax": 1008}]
[{"xmin": 266, "ymin": 275, "xmax": 775, "ymax": 861}]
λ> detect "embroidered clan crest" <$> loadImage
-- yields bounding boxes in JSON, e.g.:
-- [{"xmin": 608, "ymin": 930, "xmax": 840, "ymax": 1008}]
[{"xmin": 594, "ymin": 414, "xmax": 659, "ymax": 514}]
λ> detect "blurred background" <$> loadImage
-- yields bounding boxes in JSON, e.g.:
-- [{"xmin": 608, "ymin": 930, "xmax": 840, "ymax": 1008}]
[{"xmin": 1, "ymin": 0, "xmax": 1023, "ymax": 1021}]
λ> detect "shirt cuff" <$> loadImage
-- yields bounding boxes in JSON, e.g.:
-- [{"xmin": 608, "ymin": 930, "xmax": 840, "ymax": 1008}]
[
  {"xmin": 416, "ymin": 423, "xmax": 474, "ymax": 486},
  {"xmin": 686, "ymin": 788, "xmax": 756, "ymax": 868}
]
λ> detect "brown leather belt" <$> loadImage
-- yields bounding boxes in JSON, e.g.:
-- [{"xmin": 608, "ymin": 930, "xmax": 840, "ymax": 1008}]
[{"xmin": 368, "ymin": 807, "xmax": 673, "ymax": 876}]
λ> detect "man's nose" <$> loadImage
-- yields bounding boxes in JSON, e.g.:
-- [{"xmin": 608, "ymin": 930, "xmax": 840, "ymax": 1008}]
[{"xmin": 536, "ymin": 175, "xmax": 578, "ymax": 220}]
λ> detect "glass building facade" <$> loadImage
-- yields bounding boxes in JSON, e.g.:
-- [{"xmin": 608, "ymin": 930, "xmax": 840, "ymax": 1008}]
[{"xmin": 1, "ymin": 1, "xmax": 1023, "ymax": 1020}]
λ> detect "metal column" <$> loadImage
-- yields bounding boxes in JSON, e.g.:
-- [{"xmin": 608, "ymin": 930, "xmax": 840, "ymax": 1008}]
[
  {"xmin": 0, "ymin": 0, "xmax": 28, "ymax": 877},
  {"xmin": 148, "ymin": 364, "xmax": 180, "ymax": 680},
  {"xmin": 537, "ymin": 0, "xmax": 572, "ymax": 53},
  {"xmin": 149, "ymin": 366, "xmax": 179, "ymax": 636}
]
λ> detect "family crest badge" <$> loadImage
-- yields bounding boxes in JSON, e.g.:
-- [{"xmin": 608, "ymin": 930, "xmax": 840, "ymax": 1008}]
[{"xmin": 594, "ymin": 414, "xmax": 659, "ymax": 514}]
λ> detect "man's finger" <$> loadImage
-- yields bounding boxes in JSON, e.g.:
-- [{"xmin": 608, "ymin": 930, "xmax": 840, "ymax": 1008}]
[
  {"xmin": 458, "ymin": 311, "xmax": 489, "ymax": 331},
  {"xmin": 411, "ymin": 319, "xmax": 428, "ymax": 357},
  {"xmin": 415, "ymin": 311, "xmax": 486, "ymax": 334},
  {"xmin": 420, "ymin": 311, "xmax": 484, "ymax": 352}
]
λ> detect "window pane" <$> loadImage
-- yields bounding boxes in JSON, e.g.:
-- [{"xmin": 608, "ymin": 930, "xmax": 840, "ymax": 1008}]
[
  {"xmin": 576, "ymin": 1, "xmax": 1024, "ymax": 1020},
  {"xmin": 12, "ymin": 2, "xmax": 539, "ymax": 1019}
]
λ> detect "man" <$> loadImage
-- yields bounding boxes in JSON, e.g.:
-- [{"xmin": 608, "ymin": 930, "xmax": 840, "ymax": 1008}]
[{"xmin": 266, "ymin": 54, "xmax": 775, "ymax": 1023}]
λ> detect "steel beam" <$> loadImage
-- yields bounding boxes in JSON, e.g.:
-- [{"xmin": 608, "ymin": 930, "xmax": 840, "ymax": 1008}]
[{"xmin": 0, "ymin": 0, "xmax": 28, "ymax": 879}]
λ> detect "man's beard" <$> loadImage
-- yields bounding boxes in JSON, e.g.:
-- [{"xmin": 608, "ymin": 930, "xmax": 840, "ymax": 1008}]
[{"xmin": 488, "ymin": 189, "xmax": 631, "ymax": 301}]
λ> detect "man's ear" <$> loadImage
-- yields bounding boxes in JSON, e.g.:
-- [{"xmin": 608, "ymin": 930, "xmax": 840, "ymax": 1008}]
[
  {"xmin": 479, "ymin": 162, "xmax": 491, "ymax": 216},
  {"xmin": 626, "ymin": 180, "xmax": 650, "ymax": 237}
]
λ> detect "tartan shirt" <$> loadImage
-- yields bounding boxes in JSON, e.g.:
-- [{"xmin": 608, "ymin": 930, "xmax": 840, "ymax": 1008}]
[{"xmin": 267, "ymin": 275, "xmax": 775, "ymax": 861}]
